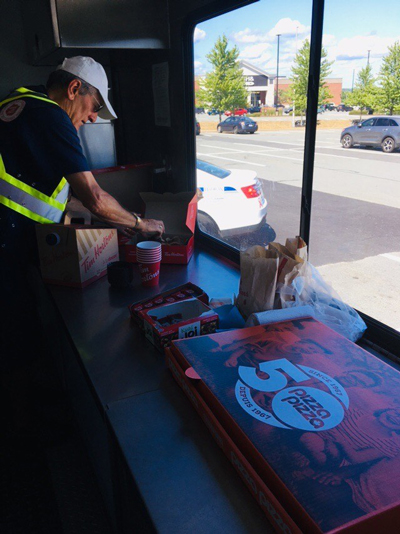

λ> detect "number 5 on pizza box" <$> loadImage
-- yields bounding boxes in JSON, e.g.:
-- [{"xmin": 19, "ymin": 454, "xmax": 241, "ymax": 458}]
[
  {"xmin": 166, "ymin": 317, "xmax": 400, "ymax": 533},
  {"xmin": 141, "ymin": 298, "xmax": 219, "ymax": 352}
]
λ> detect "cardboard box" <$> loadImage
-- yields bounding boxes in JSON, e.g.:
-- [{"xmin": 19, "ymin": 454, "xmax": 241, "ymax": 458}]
[
  {"xmin": 124, "ymin": 192, "xmax": 197, "ymax": 264},
  {"xmin": 36, "ymin": 223, "xmax": 119, "ymax": 288},
  {"xmin": 141, "ymin": 298, "xmax": 218, "ymax": 351},
  {"xmin": 167, "ymin": 318, "xmax": 400, "ymax": 533},
  {"xmin": 129, "ymin": 282, "xmax": 209, "ymax": 328}
]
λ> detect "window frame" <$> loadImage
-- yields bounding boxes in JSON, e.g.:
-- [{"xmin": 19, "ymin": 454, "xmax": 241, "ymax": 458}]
[{"xmin": 183, "ymin": 0, "xmax": 400, "ymax": 358}]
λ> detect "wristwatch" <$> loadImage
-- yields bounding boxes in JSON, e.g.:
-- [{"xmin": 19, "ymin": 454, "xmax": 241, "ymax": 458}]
[{"xmin": 133, "ymin": 212, "xmax": 142, "ymax": 229}]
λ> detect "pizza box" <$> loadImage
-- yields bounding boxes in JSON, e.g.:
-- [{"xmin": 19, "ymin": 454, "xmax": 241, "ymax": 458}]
[
  {"xmin": 141, "ymin": 298, "xmax": 218, "ymax": 352},
  {"xmin": 166, "ymin": 317, "xmax": 400, "ymax": 533}
]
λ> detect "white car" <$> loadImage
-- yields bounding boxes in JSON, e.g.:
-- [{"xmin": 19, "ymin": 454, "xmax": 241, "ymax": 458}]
[{"xmin": 196, "ymin": 159, "xmax": 267, "ymax": 236}]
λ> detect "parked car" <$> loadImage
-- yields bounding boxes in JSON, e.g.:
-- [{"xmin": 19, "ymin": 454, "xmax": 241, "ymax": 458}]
[
  {"xmin": 195, "ymin": 107, "xmax": 205, "ymax": 114},
  {"xmin": 283, "ymin": 106, "xmax": 293, "ymax": 114},
  {"xmin": 196, "ymin": 159, "xmax": 267, "ymax": 236},
  {"xmin": 325, "ymin": 103, "xmax": 336, "ymax": 111},
  {"xmin": 317, "ymin": 105, "xmax": 325, "ymax": 113},
  {"xmin": 207, "ymin": 108, "xmax": 222, "ymax": 115},
  {"xmin": 217, "ymin": 116, "xmax": 258, "ymax": 134},
  {"xmin": 248, "ymin": 106, "xmax": 261, "ymax": 113},
  {"xmin": 337, "ymin": 104, "xmax": 353, "ymax": 112},
  {"xmin": 340, "ymin": 116, "xmax": 400, "ymax": 153},
  {"xmin": 195, "ymin": 118, "xmax": 200, "ymax": 135},
  {"xmin": 225, "ymin": 108, "xmax": 248, "ymax": 116}
]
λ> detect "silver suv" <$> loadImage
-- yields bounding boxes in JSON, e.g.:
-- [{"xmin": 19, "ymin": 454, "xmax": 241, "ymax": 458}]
[{"xmin": 341, "ymin": 116, "xmax": 400, "ymax": 153}]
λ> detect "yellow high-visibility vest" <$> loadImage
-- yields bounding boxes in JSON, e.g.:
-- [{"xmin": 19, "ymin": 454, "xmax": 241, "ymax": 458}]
[{"xmin": 0, "ymin": 87, "xmax": 70, "ymax": 224}]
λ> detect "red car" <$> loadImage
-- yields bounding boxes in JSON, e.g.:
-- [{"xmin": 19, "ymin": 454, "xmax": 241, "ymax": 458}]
[{"xmin": 225, "ymin": 108, "xmax": 248, "ymax": 116}]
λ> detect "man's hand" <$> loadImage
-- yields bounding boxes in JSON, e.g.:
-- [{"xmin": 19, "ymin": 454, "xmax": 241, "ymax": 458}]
[
  {"xmin": 66, "ymin": 171, "xmax": 165, "ymax": 237},
  {"xmin": 124, "ymin": 218, "xmax": 165, "ymax": 238}
]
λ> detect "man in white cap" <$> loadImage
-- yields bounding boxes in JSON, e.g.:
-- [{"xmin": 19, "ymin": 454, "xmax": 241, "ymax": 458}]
[
  {"xmin": 0, "ymin": 57, "xmax": 164, "ymax": 433},
  {"xmin": 0, "ymin": 55, "xmax": 164, "ymax": 265}
]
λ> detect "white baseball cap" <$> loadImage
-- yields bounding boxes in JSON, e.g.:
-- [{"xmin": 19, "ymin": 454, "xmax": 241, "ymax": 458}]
[{"xmin": 57, "ymin": 56, "xmax": 117, "ymax": 120}]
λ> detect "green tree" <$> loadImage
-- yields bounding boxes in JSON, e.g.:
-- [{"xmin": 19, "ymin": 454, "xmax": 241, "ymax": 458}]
[
  {"xmin": 376, "ymin": 41, "xmax": 400, "ymax": 115},
  {"xmin": 346, "ymin": 65, "xmax": 377, "ymax": 118},
  {"xmin": 287, "ymin": 39, "xmax": 333, "ymax": 119},
  {"xmin": 197, "ymin": 35, "xmax": 248, "ymax": 122}
]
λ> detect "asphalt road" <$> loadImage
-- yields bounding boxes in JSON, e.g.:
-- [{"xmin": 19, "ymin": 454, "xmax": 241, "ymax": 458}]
[{"xmin": 196, "ymin": 130, "xmax": 400, "ymax": 331}]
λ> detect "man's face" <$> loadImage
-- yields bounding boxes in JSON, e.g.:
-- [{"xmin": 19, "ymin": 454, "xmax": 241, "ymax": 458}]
[{"xmin": 69, "ymin": 91, "xmax": 100, "ymax": 131}]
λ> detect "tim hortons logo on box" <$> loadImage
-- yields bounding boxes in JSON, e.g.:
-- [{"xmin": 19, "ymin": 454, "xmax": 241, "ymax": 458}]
[
  {"xmin": 78, "ymin": 230, "xmax": 115, "ymax": 273},
  {"xmin": 235, "ymin": 358, "xmax": 349, "ymax": 432}
]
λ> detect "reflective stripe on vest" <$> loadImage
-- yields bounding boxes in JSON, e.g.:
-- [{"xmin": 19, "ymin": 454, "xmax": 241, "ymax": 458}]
[{"xmin": 0, "ymin": 89, "xmax": 70, "ymax": 224}]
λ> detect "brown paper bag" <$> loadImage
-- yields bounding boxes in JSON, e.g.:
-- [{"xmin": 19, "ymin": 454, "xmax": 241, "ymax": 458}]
[
  {"xmin": 236, "ymin": 246, "xmax": 279, "ymax": 318},
  {"xmin": 285, "ymin": 236, "xmax": 308, "ymax": 261},
  {"xmin": 268, "ymin": 242, "xmax": 305, "ymax": 286}
]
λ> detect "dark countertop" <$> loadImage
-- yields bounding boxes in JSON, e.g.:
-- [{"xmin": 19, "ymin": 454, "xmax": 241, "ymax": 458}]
[
  {"xmin": 48, "ymin": 247, "xmax": 241, "ymax": 408},
  {"xmin": 48, "ymin": 246, "xmax": 272, "ymax": 533}
]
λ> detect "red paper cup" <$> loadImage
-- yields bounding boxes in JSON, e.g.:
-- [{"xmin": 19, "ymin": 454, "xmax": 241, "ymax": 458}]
[
  {"xmin": 137, "ymin": 241, "xmax": 162, "ymax": 265},
  {"xmin": 137, "ymin": 242, "xmax": 161, "ymax": 252},
  {"xmin": 138, "ymin": 261, "xmax": 161, "ymax": 287},
  {"xmin": 137, "ymin": 253, "xmax": 162, "ymax": 263}
]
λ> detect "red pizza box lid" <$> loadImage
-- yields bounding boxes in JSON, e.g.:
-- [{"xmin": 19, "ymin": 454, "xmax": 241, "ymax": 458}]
[{"xmin": 170, "ymin": 317, "xmax": 400, "ymax": 533}]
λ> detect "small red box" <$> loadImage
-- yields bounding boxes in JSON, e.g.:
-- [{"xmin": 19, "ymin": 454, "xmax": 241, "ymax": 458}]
[
  {"xmin": 167, "ymin": 318, "xmax": 400, "ymax": 533},
  {"xmin": 141, "ymin": 298, "xmax": 218, "ymax": 352},
  {"xmin": 124, "ymin": 192, "xmax": 197, "ymax": 265},
  {"xmin": 128, "ymin": 282, "xmax": 209, "ymax": 328}
]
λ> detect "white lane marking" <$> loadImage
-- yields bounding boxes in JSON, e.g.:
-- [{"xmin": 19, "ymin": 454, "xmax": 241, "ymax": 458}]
[
  {"xmin": 199, "ymin": 144, "xmax": 358, "ymax": 161},
  {"xmin": 198, "ymin": 151, "xmax": 302, "ymax": 163},
  {"xmin": 196, "ymin": 152, "xmax": 266, "ymax": 167},
  {"xmin": 288, "ymin": 148, "xmax": 360, "ymax": 160},
  {"xmin": 381, "ymin": 253, "xmax": 400, "ymax": 263},
  {"xmin": 198, "ymin": 143, "xmax": 285, "ymax": 154},
  {"xmin": 233, "ymin": 142, "xmax": 281, "ymax": 149}
]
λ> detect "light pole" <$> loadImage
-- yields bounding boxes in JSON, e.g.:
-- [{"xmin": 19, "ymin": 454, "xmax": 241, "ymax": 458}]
[
  {"xmin": 367, "ymin": 50, "xmax": 371, "ymax": 66},
  {"xmin": 351, "ymin": 69, "xmax": 355, "ymax": 92},
  {"xmin": 275, "ymin": 34, "xmax": 281, "ymax": 110}
]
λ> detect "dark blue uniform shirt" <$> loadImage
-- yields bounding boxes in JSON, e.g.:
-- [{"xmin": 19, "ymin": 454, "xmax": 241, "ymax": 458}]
[{"xmin": 0, "ymin": 85, "xmax": 89, "ymax": 262}]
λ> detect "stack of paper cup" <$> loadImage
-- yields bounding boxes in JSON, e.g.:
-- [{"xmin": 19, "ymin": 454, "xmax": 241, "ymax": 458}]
[{"xmin": 136, "ymin": 241, "xmax": 162, "ymax": 287}]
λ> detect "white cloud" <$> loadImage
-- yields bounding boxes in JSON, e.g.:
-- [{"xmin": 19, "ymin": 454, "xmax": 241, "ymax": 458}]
[
  {"xmin": 193, "ymin": 27, "xmax": 206, "ymax": 43},
  {"xmin": 239, "ymin": 43, "xmax": 273, "ymax": 69},
  {"xmin": 322, "ymin": 34, "xmax": 336, "ymax": 47},
  {"xmin": 268, "ymin": 18, "xmax": 309, "ymax": 38},
  {"xmin": 328, "ymin": 34, "xmax": 400, "ymax": 62},
  {"xmin": 239, "ymin": 43, "xmax": 272, "ymax": 59},
  {"xmin": 232, "ymin": 28, "xmax": 270, "ymax": 43},
  {"xmin": 194, "ymin": 61, "xmax": 206, "ymax": 75}
]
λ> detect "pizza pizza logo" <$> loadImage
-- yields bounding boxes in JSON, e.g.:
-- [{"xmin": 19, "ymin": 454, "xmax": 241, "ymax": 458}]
[
  {"xmin": 235, "ymin": 359, "xmax": 349, "ymax": 431},
  {"xmin": 0, "ymin": 100, "xmax": 26, "ymax": 122}
]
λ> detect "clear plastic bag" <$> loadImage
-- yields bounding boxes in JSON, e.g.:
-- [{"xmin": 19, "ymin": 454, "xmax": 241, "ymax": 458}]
[{"xmin": 278, "ymin": 263, "xmax": 367, "ymax": 342}]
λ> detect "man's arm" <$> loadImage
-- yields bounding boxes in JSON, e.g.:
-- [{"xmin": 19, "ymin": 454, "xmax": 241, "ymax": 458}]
[{"xmin": 66, "ymin": 171, "xmax": 165, "ymax": 237}]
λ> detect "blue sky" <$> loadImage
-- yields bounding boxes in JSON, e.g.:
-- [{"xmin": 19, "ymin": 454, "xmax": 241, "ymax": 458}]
[{"xmin": 193, "ymin": 0, "xmax": 400, "ymax": 88}]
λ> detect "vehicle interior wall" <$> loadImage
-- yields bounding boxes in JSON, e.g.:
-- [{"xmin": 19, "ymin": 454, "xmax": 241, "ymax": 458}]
[{"xmin": 0, "ymin": 1, "xmax": 55, "ymax": 100}]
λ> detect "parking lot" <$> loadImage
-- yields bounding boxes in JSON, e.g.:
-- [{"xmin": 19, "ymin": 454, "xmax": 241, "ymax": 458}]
[{"xmin": 196, "ymin": 129, "xmax": 400, "ymax": 331}]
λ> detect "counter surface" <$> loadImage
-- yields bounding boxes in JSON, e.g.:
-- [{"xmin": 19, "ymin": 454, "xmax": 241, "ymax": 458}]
[{"xmin": 48, "ymin": 247, "xmax": 272, "ymax": 533}]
